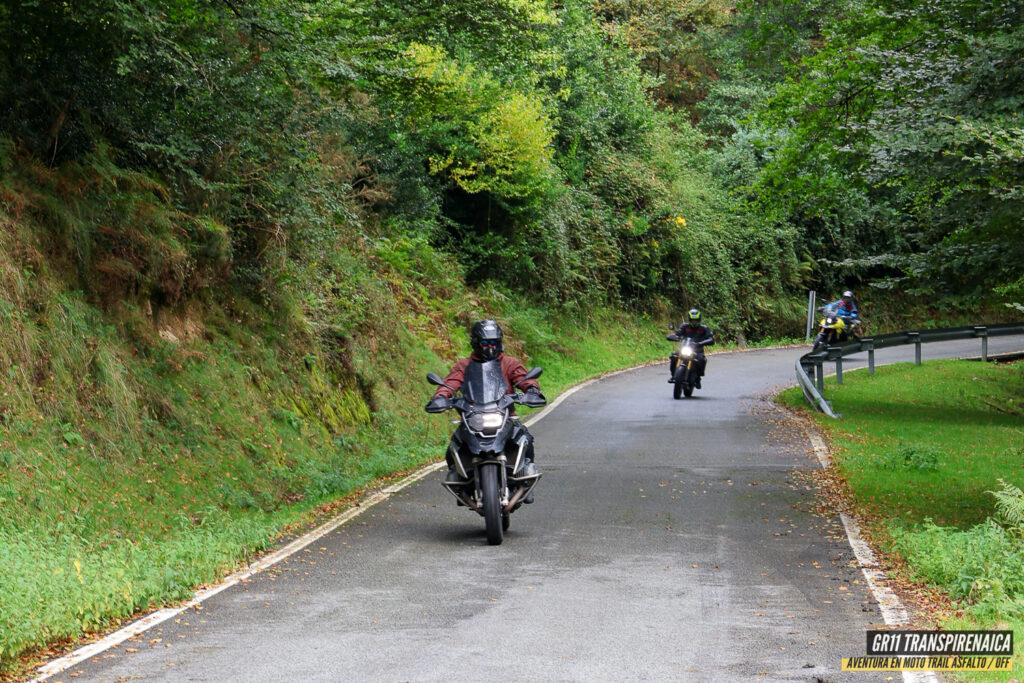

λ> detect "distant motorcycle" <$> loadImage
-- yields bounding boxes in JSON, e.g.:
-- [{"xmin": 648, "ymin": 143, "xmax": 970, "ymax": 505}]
[
  {"xmin": 811, "ymin": 304, "xmax": 862, "ymax": 352},
  {"xmin": 667, "ymin": 334, "xmax": 703, "ymax": 399},
  {"xmin": 426, "ymin": 363, "xmax": 545, "ymax": 545}
]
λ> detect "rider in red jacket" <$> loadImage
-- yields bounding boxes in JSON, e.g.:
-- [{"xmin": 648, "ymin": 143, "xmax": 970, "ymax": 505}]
[{"xmin": 425, "ymin": 320, "xmax": 545, "ymax": 499}]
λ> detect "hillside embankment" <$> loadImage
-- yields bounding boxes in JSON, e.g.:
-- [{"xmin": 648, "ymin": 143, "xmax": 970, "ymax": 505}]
[{"xmin": 0, "ymin": 150, "xmax": 689, "ymax": 671}]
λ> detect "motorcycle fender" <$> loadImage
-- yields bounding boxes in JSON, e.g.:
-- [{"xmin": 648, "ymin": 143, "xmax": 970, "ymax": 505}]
[
  {"xmin": 472, "ymin": 457, "xmax": 508, "ymax": 508},
  {"xmin": 464, "ymin": 422, "xmax": 513, "ymax": 456}
]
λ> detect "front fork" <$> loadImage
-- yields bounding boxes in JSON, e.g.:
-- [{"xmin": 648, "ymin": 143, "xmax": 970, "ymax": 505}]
[
  {"xmin": 671, "ymin": 357, "xmax": 694, "ymax": 379},
  {"xmin": 474, "ymin": 456, "xmax": 509, "ymax": 508},
  {"xmin": 443, "ymin": 453, "xmax": 541, "ymax": 512}
]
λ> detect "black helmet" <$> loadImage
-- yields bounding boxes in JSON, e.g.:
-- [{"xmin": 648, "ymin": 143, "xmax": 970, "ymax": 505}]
[
  {"xmin": 687, "ymin": 308, "xmax": 701, "ymax": 325},
  {"xmin": 470, "ymin": 320, "xmax": 503, "ymax": 360}
]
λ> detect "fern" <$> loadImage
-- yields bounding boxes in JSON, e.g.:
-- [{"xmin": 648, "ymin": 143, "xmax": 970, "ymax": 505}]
[{"xmin": 990, "ymin": 479, "xmax": 1024, "ymax": 530}]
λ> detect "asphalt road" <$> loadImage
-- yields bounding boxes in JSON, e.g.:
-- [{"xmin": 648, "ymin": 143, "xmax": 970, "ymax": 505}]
[{"xmin": 59, "ymin": 336, "xmax": 1023, "ymax": 682}]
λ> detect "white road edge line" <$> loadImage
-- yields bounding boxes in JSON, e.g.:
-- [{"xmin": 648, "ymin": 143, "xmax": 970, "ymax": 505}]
[
  {"xmin": 31, "ymin": 362, "xmax": 638, "ymax": 681},
  {"xmin": 806, "ymin": 433, "xmax": 940, "ymax": 683},
  {"xmin": 800, "ymin": 343, "xmax": 1024, "ymax": 683},
  {"xmin": 32, "ymin": 465, "xmax": 442, "ymax": 681},
  {"xmin": 33, "ymin": 347, "xmax": 942, "ymax": 680}
]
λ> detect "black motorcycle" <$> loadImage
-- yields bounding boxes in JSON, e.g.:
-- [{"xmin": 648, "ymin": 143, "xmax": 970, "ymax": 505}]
[
  {"xmin": 426, "ymin": 363, "xmax": 545, "ymax": 545},
  {"xmin": 667, "ymin": 335, "xmax": 702, "ymax": 399}
]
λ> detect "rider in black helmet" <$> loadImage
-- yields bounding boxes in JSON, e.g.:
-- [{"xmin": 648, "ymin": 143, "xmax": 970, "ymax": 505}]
[
  {"xmin": 471, "ymin": 319, "xmax": 504, "ymax": 361},
  {"xmin": 667, "ymin": 308, "xmax": 714, "ymax": 388},
  {"xmin": 425, "ymin": 320, "xmax": 546, "ymax": 501}
]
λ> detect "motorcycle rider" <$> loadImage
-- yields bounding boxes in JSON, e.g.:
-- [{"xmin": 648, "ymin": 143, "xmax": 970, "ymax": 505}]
[
  {"xmin": 826, "ymin": 290, "xmax": 859, "ymax": 322},
  {"xmin": 667, "ymin": 308, "xmax": 714, "ymax": 387},
  {"xmin": 822, "ymin": 290, "xmax": 860, "ymax": 341},
  {"xmin": 425, "ymin": 320, "xmax": 545, "ymax": 501}
]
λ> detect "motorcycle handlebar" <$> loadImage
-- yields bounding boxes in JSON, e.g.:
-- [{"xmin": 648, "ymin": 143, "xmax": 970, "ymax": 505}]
[{"xmin": 431, "ymin": 393, "xmax": 546, "ymax": 413}]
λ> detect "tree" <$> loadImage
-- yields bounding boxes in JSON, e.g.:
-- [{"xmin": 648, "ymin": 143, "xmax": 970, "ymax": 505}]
[{"xmin": 752, "ymin": 0, "xmax": 1024, "ymax": 304}]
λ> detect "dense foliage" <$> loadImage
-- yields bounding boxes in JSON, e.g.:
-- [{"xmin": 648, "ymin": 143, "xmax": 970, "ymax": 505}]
[
  {"xmin": 1, "ymin": 0, "xmax": 818, "ymax": 339},
  {"xmin": 1, "ymin": 0, "xmax": 1020, "ymax": 666},
  {"xmin": 4, "ymin": 0, "xmax": 1019, "ymax": 333},
  {"xmin": 733, "ymin": 0, "xmax": 1024, "ymax": 308}
]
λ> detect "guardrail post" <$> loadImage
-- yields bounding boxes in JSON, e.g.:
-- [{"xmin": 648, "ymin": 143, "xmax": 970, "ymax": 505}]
[
  {"xmin": 907, "ymin": 332, "xmax": 921, "ymax": 365},
  {"xmin": 806, "ymin": 290, "xmax": 816, "ymax": 340},
  {"xmin": 974, "ymin": 326, "xmax": 988, "ymax": 361},
  {"xmin": 827, "ymin": 346, "xmax": 843, "ymax": 384},
  {"xmin": 861, "ymin": 338, "xmax": 875, "ymax": 374},
  {"xmin": 815, "ymin": 361, "xmax": 824, "ymax": 392}
]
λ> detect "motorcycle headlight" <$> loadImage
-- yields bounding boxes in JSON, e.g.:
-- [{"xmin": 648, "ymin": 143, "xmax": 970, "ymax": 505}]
[
  {"xmin": 465, "ymin": 411, "xmax": 505, "ymax": 435},
  {"xmin": 680, "ymin": 346, "xmax": 695, "ymax": 358}
]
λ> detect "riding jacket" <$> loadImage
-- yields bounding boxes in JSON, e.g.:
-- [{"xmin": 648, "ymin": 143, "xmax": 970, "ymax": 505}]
[
  {"xmin": 826, "ymin": 299, "xmax": 859, "ymax": 319},
  {"xmin": 432, "ymin": 352, "xmax": 541, "ymax": 400},
  {"xmin": 671, "ymin": 323, "xmax": 715, "ymax": 355}
]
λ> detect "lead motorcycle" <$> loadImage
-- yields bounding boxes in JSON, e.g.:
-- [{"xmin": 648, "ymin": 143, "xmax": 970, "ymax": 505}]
[{"xmin": 426, "ymin": 363, "xmax": 545, "ymax": 545}]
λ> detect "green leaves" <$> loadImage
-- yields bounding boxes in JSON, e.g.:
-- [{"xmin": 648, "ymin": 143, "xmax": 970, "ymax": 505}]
[
  {"xmin": 748, "ymin": 0, "xmax": 1024, "ymax": 302},
  {"xmin": 397, "ymin": 43, "xmax": 556, "ymax": 202}
]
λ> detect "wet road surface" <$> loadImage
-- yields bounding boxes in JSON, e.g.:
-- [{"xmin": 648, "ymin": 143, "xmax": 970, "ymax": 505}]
[{"xmin": 58, "ymin": 337, "xmax": 1022, "ymax": 682}]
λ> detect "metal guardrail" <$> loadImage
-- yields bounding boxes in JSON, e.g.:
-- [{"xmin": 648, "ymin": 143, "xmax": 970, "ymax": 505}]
[{"xmin": 796, "ymin": 321, "xmax": 1024, "ymax": 418}]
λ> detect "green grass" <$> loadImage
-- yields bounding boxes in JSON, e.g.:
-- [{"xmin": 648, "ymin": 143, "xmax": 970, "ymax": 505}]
[
  {"xmin": 779, "ymin": 360, "xmax": 1024, "ymax": 681},
  {"xmin": 0, "ymin": 281, "xmax": 669, "ymax": 673},
  {"xmin": 780, "ymin": 360, "xmax": 1024, "ymax": 527}
]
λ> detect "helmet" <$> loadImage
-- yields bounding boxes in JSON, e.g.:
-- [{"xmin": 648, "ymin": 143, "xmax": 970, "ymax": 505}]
[
  {"xmin": 687, "ymin": 308, "xmax": 701, "ymax": 325},
  {"xmin": 470, "ymin": 320, "xmax": 503, "ymax": 361},
  {"xmin": 842, "ymin": 290, "xmax": 854, "ymax": 304}
]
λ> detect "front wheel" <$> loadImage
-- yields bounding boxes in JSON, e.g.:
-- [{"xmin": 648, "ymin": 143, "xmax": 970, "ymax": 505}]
[
  {"xmin": 672, "ymin": 366, "xmax": 687, "ymax": 399},
  {"xmin": 480, "ymin": 463, "xmax": 504, "ymax": 545}
]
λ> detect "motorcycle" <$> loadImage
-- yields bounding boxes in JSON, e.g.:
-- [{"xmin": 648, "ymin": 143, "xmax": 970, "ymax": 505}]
[
  {"xmin": 667, "ymin": 333, "xmax": 703, "ymax": 399},
  {"xmin": 426, "ymin": 363, "xmax": 545, "ymax": 545},
  {"xmin": 811, "ymin": 304, "xmax": 863, "ymax": 352}
]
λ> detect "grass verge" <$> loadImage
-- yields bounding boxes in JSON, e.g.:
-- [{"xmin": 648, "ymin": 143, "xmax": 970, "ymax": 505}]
[
  {"xmin": 0, "ymin": 295, "xmax": 667, "ymax": 677},
  {"xmin": 779, "ymin": 359, "xmax": 1024, "ymax": 681}
]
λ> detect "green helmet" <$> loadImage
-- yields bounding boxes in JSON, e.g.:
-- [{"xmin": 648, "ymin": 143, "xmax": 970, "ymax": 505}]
[{"xmin": 687, "ymin": 308, "xmax": 701, "ymax": 325}]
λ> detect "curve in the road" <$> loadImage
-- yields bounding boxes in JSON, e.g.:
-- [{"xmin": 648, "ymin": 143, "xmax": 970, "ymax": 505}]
[{"xmin": 32, "ymin": 336, "xmax": 1023, "ymax": 682}]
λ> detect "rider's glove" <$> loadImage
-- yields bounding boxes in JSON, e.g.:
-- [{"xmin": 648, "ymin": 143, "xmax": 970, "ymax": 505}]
[
  {"xmin": 425, "ymin": 395, "xmax": 452, "ymax": 413},
  {"xmin": 523, "ymin": 386, "xmax": 547, "ymax": 407},
  {"xmin": 666, "ymin": 333, "xmax": 680, "ymax": 342}
]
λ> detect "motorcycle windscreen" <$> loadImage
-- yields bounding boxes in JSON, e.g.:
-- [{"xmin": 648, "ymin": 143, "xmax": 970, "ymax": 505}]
[{"xmin": 460, "ymin": 360, "xmax": 508, "ymax": 405}]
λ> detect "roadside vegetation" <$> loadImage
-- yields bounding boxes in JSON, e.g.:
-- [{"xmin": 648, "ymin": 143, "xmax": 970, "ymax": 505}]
[
  {"xmin": 779, "ymin": 360, "xmax": 1024, "ymax": 680},
  {"xmin": 1, "ymin": 0, "xmax": 1020, "ymax": 673},
  {"xmin": 0, "ymin": 263, "xmax": 668, "ymax": 671}
]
